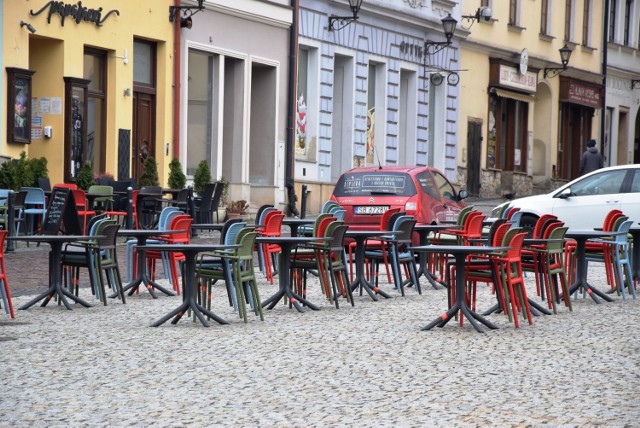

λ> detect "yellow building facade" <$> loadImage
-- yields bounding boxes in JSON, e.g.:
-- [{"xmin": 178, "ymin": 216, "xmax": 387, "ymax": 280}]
[
  {"xmin": 458, "ymin": 0, "xmax": 603, "ymax": 197},
  {"xmin": 2, "ymin": 0, "xmax": 175, "ymax": 185}
]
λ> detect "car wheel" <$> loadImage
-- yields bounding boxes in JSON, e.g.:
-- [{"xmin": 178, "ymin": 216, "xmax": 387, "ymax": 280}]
[{"xmin": 519, "ymin": 214, "xmax": 538, "ymax": 238}]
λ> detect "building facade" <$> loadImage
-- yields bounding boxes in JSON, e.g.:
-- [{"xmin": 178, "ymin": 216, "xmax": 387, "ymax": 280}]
[
  {"xmin": 295, "ymin": 0, "xmax": 463, "ymax": 212},
  {"xmin": 458, "ymin": 0, "xmax": 607, "ymax": 198},
  {"xmin": 177, "ymin": 0, "xmax": 292, "ymax": 208},
  {"xmin": 2, "ymin": 0, "xmax": 176, "ymax": 185},
  {"xmin": 605, "ymin": 0, "xmax": 640, "ymax": 166}
]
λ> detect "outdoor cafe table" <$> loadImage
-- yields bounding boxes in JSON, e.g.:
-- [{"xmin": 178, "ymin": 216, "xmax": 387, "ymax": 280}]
[
  {"xmin": 563, "ymin": 229, "xmax": 626, "ymax": 303},
  {"xmin": 114, "ymin": 229, "xmax": 184, "ymax": 299},
  {"xmin": 137, "ymin": 243, "xmax": 238, "ymax": 327},
  {"xmin": 282, "ymin": 217, "xmax": 314, "ymax": 237},
  {"xmin": 7, "ymin": 234, "xmax": 96, "ymax": 310},
  {"xmin": 413, "ymin": 224, "xmax": 462, "ymax": 289},
  {"xmin": 344, "ymin": 230, "xmax": 393, "ymax": 301},
  {"xmin": 256, "ymin": 236, "xmax": 329, "ymax": 312},
  {"xmin": 411, "ymin": 244, "xmax": 510, "ymax": 333}
]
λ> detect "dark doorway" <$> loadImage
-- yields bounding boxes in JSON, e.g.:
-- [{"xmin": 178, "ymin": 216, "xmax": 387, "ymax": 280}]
[
  {"xmin": 466, "ymin": 120, "xmax": 482, "ymax": 196},
  {"xmin": 132, "ymin": 92, "xmax": 155, "ymax": 179}
]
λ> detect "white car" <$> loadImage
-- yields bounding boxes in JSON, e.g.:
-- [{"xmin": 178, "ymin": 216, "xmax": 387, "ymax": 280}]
[{"xmin": 491, "ymin": 165, "xmax": 640, "ymax": 230}]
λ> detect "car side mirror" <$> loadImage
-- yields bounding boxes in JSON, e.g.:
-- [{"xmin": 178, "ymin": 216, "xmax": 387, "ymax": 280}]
[
  {"xmin": 557, "ymin": 188, "xmax": 572, "ymax": 199},
  {"xmin": 458, "ymin": 189, "xmax": 469, "ymax": 200}
]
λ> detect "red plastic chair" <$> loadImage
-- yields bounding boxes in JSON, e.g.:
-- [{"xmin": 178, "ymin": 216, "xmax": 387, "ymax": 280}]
[
  {"xmin": 146, "ymin": 215, "xmax": 193, "ymax": 294},
  {"xmin": 260, "ymin": 212, "xmax": 285, "ymax": 284},
  {"xmin": 72, "ymin": 189, "xmax": 97, "ymax": 235},
  {"xmin": 0, "ymin": 230, "xmax": 14, "ymax": 319}
]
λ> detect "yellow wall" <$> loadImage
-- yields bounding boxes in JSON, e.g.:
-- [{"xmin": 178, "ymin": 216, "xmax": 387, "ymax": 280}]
[
  {"xmin": 2, "ymin": 0, "xmax": 175, "ymax": 184},
  {"xmin": 459, "ymin": 0, "xmax": 603, "ymax": 173}
]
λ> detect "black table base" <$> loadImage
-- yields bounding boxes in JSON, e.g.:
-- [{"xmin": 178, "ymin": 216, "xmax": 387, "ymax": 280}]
[{"xmin": 348, "ymin": 233, "xmax": 391, "ymax": 301}]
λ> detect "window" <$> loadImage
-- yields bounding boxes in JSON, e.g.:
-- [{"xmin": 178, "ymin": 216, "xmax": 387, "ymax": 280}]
[
  {"xmin": 582, "ymin": 0, "xmax": 591, "ymax": 45},
  {"xmin": 509, "ymin": 0, "xmax": 518, "ymax": 25},
  {"xmin": 570, "ymin": 169, "xmax": 627, "ymax": 196},
  {"xmin": 624, "ymin": 0, "xmax": 633, "ymax": 45},
  {"xmin": 432, "ymin": 171, "xmax": 457, "ymax": 201},
  {"xmin": 488, "ymin": 95, "xmax": 529, "ymax": 173},
  {"xmin": 481, "ymin": 0, "xmax": 490, "ymax": 6},
  {"xmin": 186, "ymin": 49, "xmax": 214, "ymax": 176},
  {"xmin": 610, "ymin": 0, "xmax": 617, "ymax": 42},
  {"xmin": 83, "ymin": 49, "xmax": 106, "ymax": 177},
  {"xmin": 541, "ymin": 0, "xmax": 550, "ymax": 35},
  {"xmin": 565, "ymin": 0, "xmax": 573, "ymax": 42}
]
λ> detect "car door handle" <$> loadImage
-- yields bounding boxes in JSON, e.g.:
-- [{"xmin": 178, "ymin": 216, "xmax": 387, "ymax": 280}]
[{"xmin": 605, "ymin": 200, "xmax": 620, "ymax": 203}]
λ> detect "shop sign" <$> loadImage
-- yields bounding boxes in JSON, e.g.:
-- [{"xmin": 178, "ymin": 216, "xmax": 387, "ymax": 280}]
[
  {"xmin": 30, "ymin": 1, "xmax": 120, "ymax": 27},
  {"xmin": 560, "ymin": 78, "xmax": 602, "ymax": 108},
  {"xmin": 499, "ymin": 64, "xmax": 536, "ymax": 92},
  {"xmin": 399, "ymin": 41, "xmax": 424, "ymax": 60}
]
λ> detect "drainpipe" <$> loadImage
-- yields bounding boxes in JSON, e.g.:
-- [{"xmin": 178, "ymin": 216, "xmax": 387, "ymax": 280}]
[
  {"xmin": 285, "ymin": 0, "xmax": 300, "ymax": 216},
  {"xmin": 600, "ymin": 0, "xmax": 609, "ymax": 164},
  {"xmin": 172, "ymin": 0, "xmax": 181, "ymax": 161}
]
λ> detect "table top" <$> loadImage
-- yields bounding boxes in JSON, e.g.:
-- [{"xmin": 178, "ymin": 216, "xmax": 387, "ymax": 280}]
[
  {"xmin": 414, "ymin": 224, "xmax": 462, "ymax": 232},
  {"xmin": 282, "ymin": 218, "xmax": 315, "ymax": 225},
  {"xmin": 7, "ymin": 234, "xmax": 95, "ymax": 243},
  {"xmin": 565, "ymin": 230, "xmax": 626, "ymax": 239},
  {"xmin": 256, "ymin": 236, "xmax": 329, "ymax": 245},
  {"xmin": 410, "ymin": 244, "xmax": 510, "ymax": 254},
  {"xmin": 137, "ymin": 243, "xmax": 239, "ymax": 252},
  {"xmin": 191, "ymin": 223, "xmax": 225, "ymax": 231},
  {"xmin": 117, "ymin": 229, "xmax": 185, "ymax": 237},
  {"xmin": 344, "ymin": 230, "xmax": 391, "ymax": 238}
]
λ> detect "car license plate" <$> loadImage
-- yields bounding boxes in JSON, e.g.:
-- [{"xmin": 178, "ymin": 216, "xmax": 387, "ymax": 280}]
[{"xmin": 355, "ymin": 205, "xmax": 389, "ymax": 215}]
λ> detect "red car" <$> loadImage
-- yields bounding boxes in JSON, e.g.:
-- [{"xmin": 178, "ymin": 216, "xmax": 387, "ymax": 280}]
[{"xmin": 331, "ymin": 166, "xmax": 468, "ymax": 229}]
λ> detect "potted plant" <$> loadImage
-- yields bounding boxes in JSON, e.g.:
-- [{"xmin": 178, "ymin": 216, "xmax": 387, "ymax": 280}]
[
  {"xmin": 76, "ymin": 162, "xmax": 95, "ymax": 191},
  {"xmin": 167, "ymin": 158, "xmax": 187, "ymax": 189},
  {"xmin": 225, "ymin": 200, "xmax": 249, "ymax": 220},
  {"xmin": 139, "ymin": 156, "xmax": 160, "ymax": 187},
  {"xmin": 193, "ymin": 160, "xmax": 211, "ymax": 195}
]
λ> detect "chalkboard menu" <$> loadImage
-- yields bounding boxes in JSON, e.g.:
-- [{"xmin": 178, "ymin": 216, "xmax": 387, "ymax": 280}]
[{"xmin": 43, "ymin": 188, "xmax": 81, "ymax": 235}]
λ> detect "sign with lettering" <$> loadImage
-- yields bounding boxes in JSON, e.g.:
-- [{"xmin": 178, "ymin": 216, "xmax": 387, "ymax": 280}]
[
  {"xmin": 560, "ymin": 77, "xmax": 602, "ymax": 109},
  {"xmin": 30, "ymin": 1, "xmax": 120, "ymax": 27},
  {"xmin": 498, "ymin": 64, "xmax": 537, "ymax": 93},
  {"xmin": 43, "ymin": 188, "xmax": 81, "ymax": 235}
]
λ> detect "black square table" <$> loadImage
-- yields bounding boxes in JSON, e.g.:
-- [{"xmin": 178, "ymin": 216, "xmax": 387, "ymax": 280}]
[
  {"xmin": 256, "ymin": 236, "xmax": 329, "ymax": 312},
  {"xmin": 137, "ymin": 243, "xmax": 238, "ymax": 327},
  {"xmin": 411, "ymin": 244, "xmax": 509, "ymax": 333},
  {"xmin": 8, "ymin": 234, "xmax": 97, "ymax": 310},
  {"xmin": 344, "ymin": 230, "xmax": 394, "ymax": 301}
]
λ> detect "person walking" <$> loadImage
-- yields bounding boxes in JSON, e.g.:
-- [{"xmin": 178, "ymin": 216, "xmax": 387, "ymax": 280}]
[{"xmin": 579, "ymin": 139, "xmax": 604, "ymax": 176}]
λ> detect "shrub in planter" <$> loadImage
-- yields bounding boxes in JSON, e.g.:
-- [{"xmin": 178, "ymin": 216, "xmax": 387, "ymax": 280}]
[
  {"xmin": 193, "ymin": 160, "xmax": 211, "ymax": 195},
  {"xmin": 76, "ymin": 162, "xmax": 95, "ymax": 191},
  {"xmin": 139, "ymin": 156, "xmax": 160, "ymax": 187},
  {"xmin": 168, "ymin": 158, "xmax": 187, "ymax": 189},
  {"xmin": 29, "ymin": 157, "xmax": 48, "ymax": 186}
]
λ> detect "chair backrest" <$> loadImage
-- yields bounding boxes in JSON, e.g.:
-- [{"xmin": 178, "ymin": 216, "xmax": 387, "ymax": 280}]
[
  {"xmin": 263, "ymin": 213, "xmax": 285, "ymax": 237},
  {"xmin": 315, "ymin": 216, "xmax": 337, "ymax": 238},
  {"xmin": 37, "ymin": 177, "xmax": 51, "ymax": 192},
  {"xmin": 509, "ymin": 211, "xmax": 523, "ymax": 228},
  {"xmin": 486, "ymin": 218, "xmax": 508, "ymax": 243},
  {"xmin": 491, "ymin": 222, "xmax": 513, "ymax": 247},
  {"xmin": 198, "ymin": 183, "xmax": 216, "ymax": 206},
  {"xmin": 167, "ymin": 214, "xmax": 193, "ymax": 243},
  {"xmin": 386, "ymin": 211, "xmax": 407, "ymax": 231},
  {"xmin": 13, "ymin": 190, "xmax": 27, "ymax": 209},
  {"xmin": 161, "ymin": 209, "xmax": 183, "ymax": 232},
  {"xmin": 393, "ymin": 216, "xmax": 417, "ymax": 245},
  {"xmin": 95, "ymin": 223, "xmax": 120, "ymax": 249},
  {"xmin": 258, "ymin": 206, "xmax": 277, "ymax": 226},
  {"xmin": 88, "ymin": 185, "xmax": 113, "ymax": 197},
  {"xmin": 112, "ymin": 180, "xmax": 132, "ymax": 193},
  {"xmin": 540, "ymin": 220, "xmax": 565, "ymax": 239},
  {"xmin": 456, "ymin": 206, "xmax": 476, "ymax": 225},
  {"xmin": 210, "ymin": 181, "xmax": 225, "ymax": 211},
  {"xmin": 501, "ymin": 227, "xmax": 523, "ymax": 247},
  {"xmin": 223, "ymin": 221, "xmax": 247, "ymax": 245},
  {"xmin": 219, "ymin": 218, "xmax": 244, "ymax": 243},
  {"xmin": 86, "ymin": 213, "xmax": 109, "ymax": 233},
  {"xmin": 21, "ymin": 187, "xmax": 46, "ymax": 206},
  {"xmin": 157, "ymin": 206, "xmax": 180, "ymax": 229},
  {"xmin": 321, "ymin": 200, "xmax": 340, "ymax": 213},
  {"xmin": 139, "ymin": 186, "xmax": 162, "ymax": 195},
  {"xmin": 504, "ymin": 232, "xmax": 528, "ymax": 261},
  {"xmin": 545, "ymin": 226, "xmax": 569, "ymax": 253},
  {"xmin": 255, "ymin": 204, "xmax": 274, "ymax": 224},
  {"xmin": 236, "ymin": 230, "xmax": 258, "ymax": 261},
  {"xmin": 326, "ymin": 223, "xmax": 348, "ymax": 252},
  {"xmin": 505, "ymin": 207, "xmax": 521, "ymax": 220},
  {"xmin": 529, "ymin": 214, "xmax": 557, "ymax": 238},
  {"xmin": 311, "ymin": 213, "xmax": 333, "ymax": 235},
  {"xmin": 72, "ymin": 189, "xmax": 89, "ymax": 210},
  {"xmin": 53, "ymin": 183, "xmax": 77, "ymax": 190},
  {"xmin": 175, "ymin": 188, "xmax": 189, "ymax": 203},
  {"xmin": 605, "ymin": 212, "xmax": 626, "ymax": 232},
  {"xmin": 612, "ymin": 220, "xmax": 633, "ymax": 245},
  {"xmin": 602, "ymin": 209, "xmax": 624, "ymax": 231},
  {"xmin": 379, "ymin": 207, "xmax": 401, "ymax": 230}
]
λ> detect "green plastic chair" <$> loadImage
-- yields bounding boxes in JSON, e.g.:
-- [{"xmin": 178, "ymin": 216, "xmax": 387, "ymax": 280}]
[{"xmin": 87, "ymin": 185, "xmax": 114, "ymax": 213}]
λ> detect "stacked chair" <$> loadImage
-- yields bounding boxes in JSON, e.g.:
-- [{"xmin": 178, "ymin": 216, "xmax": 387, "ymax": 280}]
[{"xmin": 0, "ymin": 230, "xmax": 14, "ymax": 319}]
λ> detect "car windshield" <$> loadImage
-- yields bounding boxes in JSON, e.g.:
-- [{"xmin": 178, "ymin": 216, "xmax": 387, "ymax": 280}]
[{"xmin": 333, "ymin": 172, "xmax": 417, "ymax": 197}]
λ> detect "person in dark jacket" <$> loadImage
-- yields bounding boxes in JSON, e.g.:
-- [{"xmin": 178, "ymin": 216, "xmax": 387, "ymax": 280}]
[{"xmin": 579, "ymin": 139, "xmax": 604, "ymax": 176}]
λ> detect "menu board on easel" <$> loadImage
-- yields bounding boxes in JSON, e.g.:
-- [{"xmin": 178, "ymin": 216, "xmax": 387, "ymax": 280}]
[{"xmin": 43, "ymin": 188, "xmax": 81, "ymax": 235}]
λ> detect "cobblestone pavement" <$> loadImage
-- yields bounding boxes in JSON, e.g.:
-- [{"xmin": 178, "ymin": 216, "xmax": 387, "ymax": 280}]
[{"xmin": 1, "ymin": 230, "xmax": 639, "ymax": 427}]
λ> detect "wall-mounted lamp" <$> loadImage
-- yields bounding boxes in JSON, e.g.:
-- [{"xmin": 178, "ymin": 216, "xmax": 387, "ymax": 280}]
[
  {"xmin": 632, "ymin": 80, "xmax": 640, "ymax": 89},
  {"xmin": 543, "ymin": 44, "xmax": 572, "ymax": 78},
  {"xmin": 460, "ymin": 7, "xmax": 492, "ymax": 30},
  {"xmin": 112, "ymin": 49, "xmax": 129, "ymax": 65},
  {"xmin": 20, "ymin": 21, "xmax": 36, "ymax": 34},
  {"xmin": 424, "ymin": 14, "xmax": 457, "ymax": 56},
  {"xmin": 124, "ymin": 88, "xmax": 131, "ymax": 97},
  {"xmin": 169, "ymin": 0, "xmax": 204, "ymax": 28},
  {"xmin": 328, "ymin": 0, "xmax": 364, "ymax": 31}
]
